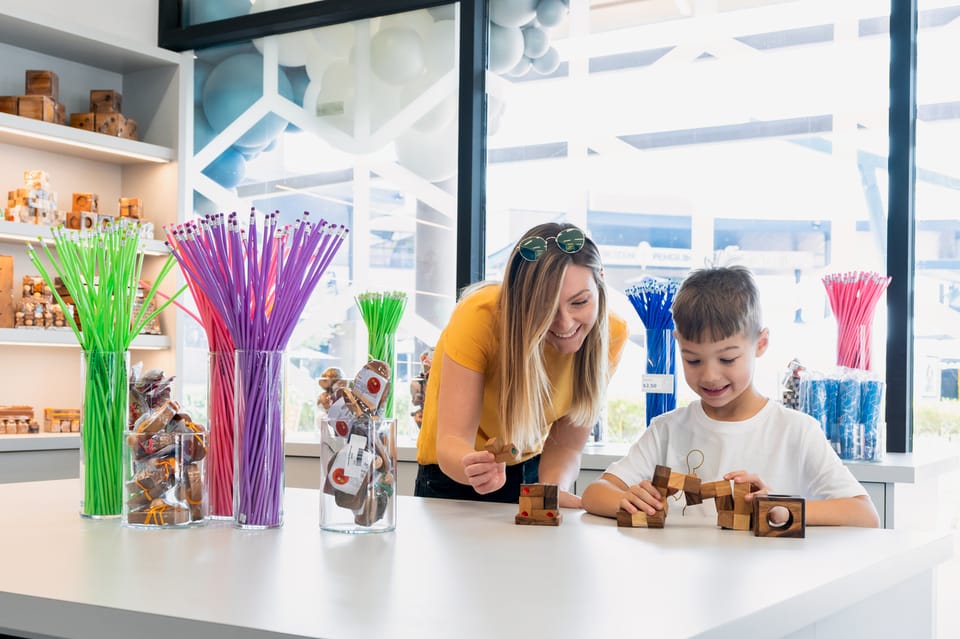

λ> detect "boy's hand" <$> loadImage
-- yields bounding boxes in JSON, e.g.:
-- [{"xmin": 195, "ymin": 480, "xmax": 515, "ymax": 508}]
[
  {"xmin": 619, "ymin": 479, "xmax": 665, "ymax": 516},
  {"xmin": 723, "ymin": 470, "xmax": 770, "ymax": 502},
  {"xmin": 461, "ymin": 450, "xmax": 506, "ymax": 495}
]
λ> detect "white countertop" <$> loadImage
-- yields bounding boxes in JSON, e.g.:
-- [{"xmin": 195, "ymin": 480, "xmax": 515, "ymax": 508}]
[{"xmin": 0, "ymin": 479, "xmax": 954, "ymax": 639}]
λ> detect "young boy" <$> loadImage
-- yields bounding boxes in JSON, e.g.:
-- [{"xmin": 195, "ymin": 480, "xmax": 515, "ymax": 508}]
[{"xmin": 582, "ymin": 266, "xmax": 880, "ymax": 527}]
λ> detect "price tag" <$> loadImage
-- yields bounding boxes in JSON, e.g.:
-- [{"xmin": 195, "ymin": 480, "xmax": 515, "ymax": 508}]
[
  {"xmin": 642, "ymin": 374, "xmax": 675, "ymax": 394},
  {"xmin": 327, "ymin": 434, "xmax": 372, "ymax": 495}
]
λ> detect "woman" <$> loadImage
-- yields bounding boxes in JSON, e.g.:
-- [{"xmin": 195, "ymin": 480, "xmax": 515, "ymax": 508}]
[{"xmin": 415, "ymin": 223, "xmax": 629, "ymax": 508}]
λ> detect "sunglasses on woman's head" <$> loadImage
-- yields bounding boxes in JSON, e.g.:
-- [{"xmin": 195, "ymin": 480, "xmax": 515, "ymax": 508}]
[{"xmin": 518, "ymin": 227, "xmax": 586, "ymax": 262}]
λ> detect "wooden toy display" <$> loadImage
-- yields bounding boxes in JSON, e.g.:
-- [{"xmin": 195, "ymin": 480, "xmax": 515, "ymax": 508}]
[
  {"xmin": 69, "ymin": 89, "xmax": 138, "ymax": 140},
  {"xmin": 515, "ymin": 483, "xmax": 562, "ymax": 526},
  {"xmin": 14, "ymin": 275, "xmax": 71, "ymax": 329},
  {"xmin": 0, "ymin": 70, "xmax": 66, "ymax": 125},
  {"xmin": 615, "ymin": 464, "xmax": 806, "ymax": 537},
  {"xmin": 0, "ymin": 405, "xmax": 39, "ymax": 434},
  {"xmin": 43, "ymin": 408, "xmax": 80, "ymax": 433},
  {"xmin": 5, "ymin": 170, "xmax": 61, "ymax": 225}
]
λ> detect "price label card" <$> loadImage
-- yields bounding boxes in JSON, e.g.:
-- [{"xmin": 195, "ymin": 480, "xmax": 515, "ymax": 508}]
[{"xmin": 642, "ymin": 374, "xmax": 675, "ymax": 394}]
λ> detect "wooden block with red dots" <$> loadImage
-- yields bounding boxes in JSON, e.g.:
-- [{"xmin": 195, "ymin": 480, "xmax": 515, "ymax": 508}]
[{"xmin": 515, "ymin": 483, "xmax": 562, "ymax": 526}]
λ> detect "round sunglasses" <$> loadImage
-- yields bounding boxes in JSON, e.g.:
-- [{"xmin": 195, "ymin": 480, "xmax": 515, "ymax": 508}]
[{"xmin": 518, "ymin": 227, "xmax": 586, "ymax": 262}]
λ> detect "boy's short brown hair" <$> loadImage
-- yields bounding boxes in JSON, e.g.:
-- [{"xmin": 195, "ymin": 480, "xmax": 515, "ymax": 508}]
[{"xmin": 671, "ymin": 265, "xmax": 763, "ymax": 343}]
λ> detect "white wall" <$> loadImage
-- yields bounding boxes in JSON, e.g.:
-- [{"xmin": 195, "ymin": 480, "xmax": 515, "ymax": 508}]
[{"xmin": 0, "ymin": 0, "xmax": 158, "ymax": 44}]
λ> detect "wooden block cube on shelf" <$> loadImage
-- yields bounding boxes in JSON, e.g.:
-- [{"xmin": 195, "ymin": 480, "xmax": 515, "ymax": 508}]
[
  {"xmin": 119, "ymin": 197, "xmax": 143, "ymax": 219},
  {"xmin": 120, "ymin": 118, "xmax": 138, "ymax": 140},
  {"xmin": 69, "ymin": 112, "xmax": 95, "ymax": 131},
  {"xmin": 25, "ymin": 70, "xmax": 59, "ymax": 101},
  {"xmin": 90, "ymin": 89, "xmax": 122, "ymax": 113},
  {"xmin": 95, "ymin": 112, "xmax": 126, "ymax": 136},
  {"xmin": 0, "ymin": 96, "xmax": 17, "ymax": 115},
  {"xmin": 515, "ymin": 483, "xmax": 561, "ymax": 526},
  {"xmin": 72, "ymin": 193, "xmax": 99, "ymax": 213},
  {"xmin": 17, "ymin": 95, "xmax": 57, "ymax": 122}
]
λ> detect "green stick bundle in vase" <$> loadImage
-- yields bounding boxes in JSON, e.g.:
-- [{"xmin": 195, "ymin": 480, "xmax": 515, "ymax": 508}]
[
  {"xmin": 356, "ymin": 291, "xmax": 407, "ymax": 418},
  {"xmin": 28, "ymin": 224, "xmax": 184, "ymax": 518}
]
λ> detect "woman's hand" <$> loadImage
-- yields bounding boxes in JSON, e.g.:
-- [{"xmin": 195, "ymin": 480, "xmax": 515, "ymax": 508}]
[{"xmin": 461, "ymin": 450, "xmax": 507, "ymax": 495}]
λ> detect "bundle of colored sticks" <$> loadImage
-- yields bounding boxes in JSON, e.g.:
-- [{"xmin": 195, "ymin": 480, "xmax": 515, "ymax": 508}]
[
  {"xmin": 166, "ymin": 210, "xmax": 348, "ymax": 526},
  {"xmin": 626, "ymin": 278, "xmax": 680, "ymax": 427},
  {"xmin": 822, "ymin": 271, "xmax": 891, "ymax": 370}
]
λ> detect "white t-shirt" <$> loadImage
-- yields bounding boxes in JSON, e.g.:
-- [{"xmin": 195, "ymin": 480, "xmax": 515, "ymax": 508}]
[{"xmin": 604, "ymin": 400, "xmax": 866, "ymax": 520}]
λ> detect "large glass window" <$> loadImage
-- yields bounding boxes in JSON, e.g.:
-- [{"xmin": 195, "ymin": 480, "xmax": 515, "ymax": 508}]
[
  {"xmin": 182, "ymin": 6, "xmax": 459, "ymax": 442},
  {"xmin": 915, "ymin": 0, "xmax": 960, "ymax": 454},
  {"xmin": 485, "ymin": 0, "xmax": 891, "ymax": 444}
]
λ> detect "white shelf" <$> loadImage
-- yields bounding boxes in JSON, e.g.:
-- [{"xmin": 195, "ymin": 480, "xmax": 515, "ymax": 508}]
[
  {"xmin": 0, "ymin": 220, "xmax": 168, "ymax": 255},
  {"xmin": 0, "ymin": 328, "xmax": 169, "ymax": 350},
  {"xmin": 0, "ymin": 112, "xmax": 174, "ymax": 165}
]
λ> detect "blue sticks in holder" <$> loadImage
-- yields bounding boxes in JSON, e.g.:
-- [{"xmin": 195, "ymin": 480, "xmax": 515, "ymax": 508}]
[
  {"xmin": 798, "ymin": 368, "xmax": 885, "ymax": 461},
  {"xmin": 626, "ymin": 279, "xmax": 679, "ymax": 427}
]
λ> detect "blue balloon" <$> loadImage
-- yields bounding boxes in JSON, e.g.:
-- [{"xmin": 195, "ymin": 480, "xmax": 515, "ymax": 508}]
[
  {"xmin": 203, "ymin": 148, "xmax": 246, "ymax": 189},
  {"xmin": 202, "ymin": 53, "xmax": 294, "ymax": 149},
  {"xmin": 194, "ymin": 60, "xmax": 212, "ymax": 105},
  {"xmin": 186, "ymin": 0, "xmax": 250, "ymax": 26},
  {"xmin": 284, "ymin": 66, "xmax": 310, "ymax": 106},
  {"xmin": 196, "ymin": 41, "xmax": 258, "ymax": 67}
]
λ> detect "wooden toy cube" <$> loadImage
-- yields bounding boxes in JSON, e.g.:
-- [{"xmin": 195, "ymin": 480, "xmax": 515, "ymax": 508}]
[{"xmin": 753, "ymin": 495, "xmax": 805, "ymax": 538}]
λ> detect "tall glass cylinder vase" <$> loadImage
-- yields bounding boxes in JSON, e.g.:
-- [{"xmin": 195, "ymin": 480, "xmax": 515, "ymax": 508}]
[
  {"xmin": 233, "ymin": 350, "xmax": 285, "ymax": 529},
  {"xmin": 79, "ymin": 350, "xmax": 130, "ymax": 518},
  {"xmin": 369, "ymin": 331, "xmax": 398, "ymax": 418},
  {"xmin": 641, "ymin": 329, "xmax": 677, "ymax": 427},
  {"xmin": 207, "ymin": 350, "xmax": 236, "ymax": 519}
]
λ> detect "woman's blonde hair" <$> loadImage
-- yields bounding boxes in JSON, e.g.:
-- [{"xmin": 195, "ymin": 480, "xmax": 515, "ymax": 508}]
[{"xmin": 496, "ymin": 222, "xmax": 609, "ymax": 452}]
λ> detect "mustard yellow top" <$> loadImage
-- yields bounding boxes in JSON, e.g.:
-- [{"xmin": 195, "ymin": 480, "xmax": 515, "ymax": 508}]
[{"xmin": 416, "ymin": 284, "xmax": 629, "ymax": 465}]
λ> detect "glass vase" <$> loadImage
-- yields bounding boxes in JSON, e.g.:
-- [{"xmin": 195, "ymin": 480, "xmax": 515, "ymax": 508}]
[
  {"xmin": 641, "ymin": 329, "xmax": 677, "ymax": 427},
  {"xmin": 207, "ymin": 350, "xmax": 236, "ymax": 519},
  {"xmin": 123, "ymin": 430, "xmax": 208, "ymax": 527},
  {"xmin": 368, "ymin": 331, "xmax": 398, "ymax": 418},
  {"xmin": 79, "ymin": 350, "xmax": 130, "ymax": 518},
  {"xmin": 320, "ymin": 416, "xmax": 397, "ymax": 533},
  {"xmin": 233, "ymin": 349, "xmax": 286, "ymax": 529}
]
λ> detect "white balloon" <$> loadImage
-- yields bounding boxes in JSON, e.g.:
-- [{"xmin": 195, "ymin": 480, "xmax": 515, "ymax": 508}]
[
  {"xmin": 423, "ymin": 19, "xmax": 456, "ymax": 76},
  {"xmin": 276, "ymin": 30, "xmax": 315, "ymax": 67},
  {"xmin": 379, "ymin": 9, "xmax": 434, "ymax": 38},
  {"xmin": 522, "ymin": 25, "xmax": 550, "ymax": 59},
  {"xmin": 305, "ymin": 42, "xmax": 335, "ymax": 81},
  {"xmin": 488, "ymin": 23, "xmax": 524, "ymax": 74},
  {"xmin": 311, "ymin": 22, "xmax": 354, "ymax": 59},
  {"xmin": 531, "ymin": 46, "xmax": 561, "ymax": 74},
  {"xmin": 508, "ymin": 56, "xmax": 533, "ymax": 78},
  {"xmin": 317, "ymin": 62, "xmax": 355, "ymax": 115},
  {"xmin": 427, "ymin": 6, "xmax": 455, "ymax": 21},
  {"xmin": 536, "ymin": 0, "xmax": 568, "ymax": 28},
  {"xmin": 304, "ymin": 77, "xmax": 354, "ymax": 136},
  {"xmin": 489, "ymin": 0, "xmax": 538, "ymax": 28},
  {"xmin": 370, "ymin": 27, "xmax": 425, "ymax": 85},
  {"xmin": 395, "ymin": 118, "xmax": 458, "ymax": 183},
  {"xmin": 401, "ymin": 75, "xmax": 457, "ymax": 133}
]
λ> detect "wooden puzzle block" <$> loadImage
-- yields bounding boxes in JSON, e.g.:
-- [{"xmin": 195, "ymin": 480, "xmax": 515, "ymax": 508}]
[
  {"xmin": 69, "ymin": 112, "xmax": 96, "ymax": 131},
  {"xmin": 646, "ymin": 509, "xmax": 666, "ymax": 528},
  {"xmin": 667, "ymin": 472, "xmax": 686, "ymax": 492},
  {"xmin": 72, "ymin": 193, "xmax": 99, "ymax": 213},
  {"xmin": 683, "ymin": 475, "xmax": 702, "ymax": 505},
  {"xmin": 717, "ymin": 510, "xmax": 734, "ymax": 529},
  {"xmin": 90, "ymin": 89, "xmax": 122, "ymax": 113},
  {"xmin": 25, "ymin": 70, "xmax": 59, "ymax": 100},
  {"xmin": 753, "ymin": 495, "xmax": 805, "ymax": 538},
  {"xmin": 516, "ymin": 484, "xmax": 562, "ymax": 525},
  {"xmin": 17, "ymin": 95, "xmax": 56, "ymax": 122},
  {"xmin": 652, "ymin": 465, "xmax": 671, "ymax": 492},
  {"xmin": 732, "ymin": 513, "xmax": 752, "ymax": 531},
  {"xmin": 95, "ymin": 112, "xmax": 126, "ymax": 136},
  {"xmin": 715, "ymin": 494, "xmax": 734, "ymax": 511},
  {"xmin": 485, "ymin": 437, "xmax": 521, "ymax": 463},
  {"xmin": 733, "ymin": 482, "xmax": 752, "ymax": 515},
  {"xmin": 700, "ymin": 479, "xmax": 731, "ymax": 499},
  {"xmin": 0, "ymin": 96, "xmax": 17, "ymax": 115},
  {"xmin": 616, "ymin": 509, "xmax": 649, "ymax": 527}
]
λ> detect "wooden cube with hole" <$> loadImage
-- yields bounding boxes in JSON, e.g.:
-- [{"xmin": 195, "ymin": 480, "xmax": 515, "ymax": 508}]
[
  {"xmin": 90, "ymin": 89, "xmax": 122, "ymax": 113},
  {"xmin": 753, "ymin": 495, "xmax": 805, "ymax": 538},
  {"xmin": 69, "ymin": 112, "xmax": 96, "ymax": 131},
  {"xmin": 119, "ymin": 197, "xmax": 142, "ymax": 219},
  {"xmin": 95, "ymin": 112, "xmax": 126, "ymax": 136},
  {"xmin": 72, "ymin": 193, "xmax": 99, "ymax": 213},
  {"xmin": 515, "ymin": 483, "xmax": 561, "ymax": 526}
]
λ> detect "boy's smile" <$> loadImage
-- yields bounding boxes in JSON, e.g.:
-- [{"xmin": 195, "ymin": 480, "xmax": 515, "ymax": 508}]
[{"xmin": 676, "ymin": 329, "xmax": 769, "ymax": 421}]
